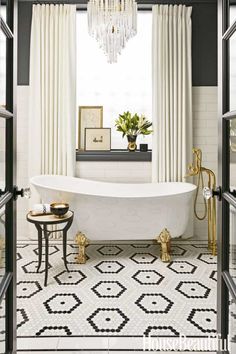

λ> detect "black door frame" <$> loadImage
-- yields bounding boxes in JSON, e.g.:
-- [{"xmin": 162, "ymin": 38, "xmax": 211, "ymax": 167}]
[
  {"xmin": 0, "ymin": 0, "xmax": 17, "ymax": 353},
  {"xmin": 218, "ymin": 0, "xmax": 236, "ymax": 352}
]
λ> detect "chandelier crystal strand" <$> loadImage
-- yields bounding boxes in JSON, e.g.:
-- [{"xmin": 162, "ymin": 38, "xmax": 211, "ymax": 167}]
[{"xmin": 87, "ymin": 0, "xmax": 137, "ymax": 63}]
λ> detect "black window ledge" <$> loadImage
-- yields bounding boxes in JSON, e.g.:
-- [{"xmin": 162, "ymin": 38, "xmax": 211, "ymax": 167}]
[{"xmin": 76, "ymin": 149, "xmax": 152, "ymax": 162}]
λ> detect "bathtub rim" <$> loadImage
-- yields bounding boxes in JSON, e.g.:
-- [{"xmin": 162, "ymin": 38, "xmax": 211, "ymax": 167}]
[{"xmin": 31, "ymin": 174, "xmax": 197, "ymax": 199}]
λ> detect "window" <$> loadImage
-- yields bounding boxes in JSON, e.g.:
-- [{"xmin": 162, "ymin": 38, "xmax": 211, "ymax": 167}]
[{"xmin": 76, "ymin": 11, "xmax": 152, "ymax": 150}]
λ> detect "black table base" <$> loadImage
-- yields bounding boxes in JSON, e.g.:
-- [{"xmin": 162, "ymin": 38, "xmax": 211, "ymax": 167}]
[{"xmin": 27, "ymin": 212, "xmax": 74, "ymax": 286}]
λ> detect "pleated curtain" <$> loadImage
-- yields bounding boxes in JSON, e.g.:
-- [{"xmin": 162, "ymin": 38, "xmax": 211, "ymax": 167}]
[
  {"xmin": 28, "ymin": 5, "xmax": 76, "ymax": 239},
  {"xmin": 29, "ymin": 4, "xmax": 76, "ymax": 179},
  {"xmin": 152, "ymin": 5, "xmax": 192, "ymax": 182}
]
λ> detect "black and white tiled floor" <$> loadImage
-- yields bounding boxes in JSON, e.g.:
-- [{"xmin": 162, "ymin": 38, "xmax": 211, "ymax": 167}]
[{"xmin": 17, "ymin": 241, "xmax": 217, "ymax": 351}]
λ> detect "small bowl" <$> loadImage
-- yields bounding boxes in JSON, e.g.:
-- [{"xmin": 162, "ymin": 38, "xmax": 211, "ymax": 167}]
[{"xmin": 50, "ymin": 202, "xmax": 69, "ymax": 218}]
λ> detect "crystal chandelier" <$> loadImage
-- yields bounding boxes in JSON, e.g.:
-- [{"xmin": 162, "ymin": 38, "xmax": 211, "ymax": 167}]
[{"xmin": 87, "ymin": 0, "xmax": 137, "ymax": 63}]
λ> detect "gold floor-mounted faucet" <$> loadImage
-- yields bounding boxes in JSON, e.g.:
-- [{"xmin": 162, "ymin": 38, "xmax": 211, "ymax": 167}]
[{"xmin": 186, "ymin": 148, "xmax": 217, "ymax": 256}]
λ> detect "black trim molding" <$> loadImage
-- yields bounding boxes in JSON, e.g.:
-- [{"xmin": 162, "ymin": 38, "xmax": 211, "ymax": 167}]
[
  {"xmin": 76, "ymin": 149, "xmax": 152, "ymax": 162},
  {"xmin": 17, "ymin": 0, "xmax": 217, "ymax": 86}
]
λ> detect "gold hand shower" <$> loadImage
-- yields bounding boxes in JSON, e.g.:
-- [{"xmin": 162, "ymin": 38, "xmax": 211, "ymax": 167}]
[
  {"xmin": 186, "ymin": 149, "xmax": 208, "ymax": 221},
  {"xmin": 186, "ymin": 148, "xmax": 217, "ymax": 256}
]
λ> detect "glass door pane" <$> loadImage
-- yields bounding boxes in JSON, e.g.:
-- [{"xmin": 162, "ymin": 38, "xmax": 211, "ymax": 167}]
[
  {"xmin": 0, "ymin": 1, "xmax": 16, "ymax": 351},
  {"xmin": 229, "ymin": 295, "xmax": 236, "ymax": 353},
  {"xmin": 229, "ymin": 205, "xmax": 236, "ymax": 282},
  {"xmin": 219, "ymin": 0, "xmax": 236, "ymax": 350},
  {"xmin": 0, "ymin": 31, "xmax": 6, "ymax": 109},
  {"xmin": 230, "ymin": 3, "xmax": 236, "ymax": 27},
  {"xmin": 0, "ymin": 119, "xmax": 5, "ymax": 191},
  {"xmin": 0, "ymin": 205, "xmax": 5, "ymax": 283},
  {"xmin": 0, "ymin": 3, "xmax": 6, "ymax": 22},
  {"xmin": 230, "ymin": 31, "xmax": 236, "ymax": 111}
]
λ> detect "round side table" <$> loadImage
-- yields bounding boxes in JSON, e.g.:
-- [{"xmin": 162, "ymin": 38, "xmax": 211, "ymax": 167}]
[{"xmin": 26, "ymin": 211, "xmax": 74, "ymax": 286}]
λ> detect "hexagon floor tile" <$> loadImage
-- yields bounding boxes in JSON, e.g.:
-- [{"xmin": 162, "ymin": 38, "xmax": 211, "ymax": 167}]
[
  {"xmin": 175, "ymin": 281, "xmax": 211, "ymax": 299},
  {"xmin": 17, "ymin": 242, "xmax": 217, "ymax": 342},
  {"xmin": 91, "ymin": 280, "xmax": 127, "ymax": 298},
  {"xmin": 132, "ymin": 269, "xmax": 164, "ymax": 285}
]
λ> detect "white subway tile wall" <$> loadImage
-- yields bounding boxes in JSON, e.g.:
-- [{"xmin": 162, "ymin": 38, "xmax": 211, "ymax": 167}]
[
  {"xmin": 192, "ymin": 87, "xmax": 218, "ymax": 239},
  {"xmin": 16, "ymin": 86, "xmax": 218, "ymax": 240},
  {"xmin": 76, "ymin": 161, "xmax": 152, "ymax": 182}
]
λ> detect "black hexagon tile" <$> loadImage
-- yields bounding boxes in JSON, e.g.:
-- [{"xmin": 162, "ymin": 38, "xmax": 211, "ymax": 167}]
[
  {"xmin": 210, "ymin": 270, "xmax": 217, "ymax": 282},
  {"xmin": 44, "ymin": 293, "xmax": 82, "ymax": 314},
  {"xmin": 91, "ymin": 281, "xmax": 126, "ymax": 298},
  {"xmin": 97, "ymin": 245, "xmax": 123, "ymax": 256},
  {"xmin": 16, "ymin": 242, "xmax": 217, "ymax": 338},
  {"xmin": 33, "ymin": 245, "xmax": 59, "ymax": 256},
  {"xmin": 130, "ymin": 253, "xmax": 157, "ymax": 264},
  {"xmin": 17, "ymin": 281, "xmax": 42, "ymax": 299},
  {"xmin": 17, "ymin": 308, "xmax": 29, "ymax": 329},
  {"xmin": 36, "ymin": 326, "xmax": 72, "ymax": 336},
  {"xmin": 197, "ymin": 253, "xmax": 217, "ymax": 264},
  {"xmin": 22, "ymin": 261, "xmax": 52, "ymax": 274},
  {"xmin": 131, "ymin": 244, "xmax": 151, "ymax": 248},
  {"xmin": 192, "ymin": 244, "xmax": 209, "ymax": 249},
  {"xmin": 94, "ymin": 261, "xmax": 125, "ymax": 274},
  {"xmin": 17, "ymin": 252, "xmax": 22, "ymax": 261},
  {"xmin": 144, "ymin": 325, "xmax": 180, "ymax": 337},
  {"xmin": 187, "ymin": 309, "xmax": 217, "ymax": 334},
  {"xmin": 87, "ymin": 308, "xmax": 129, "ymax": 333},
  {"xmin": 54, "ymin": 270, "xmax": 86, "ymax": 285},
  {"xmin": 171, "ymin": 246, "xmax": 187, "ymax": 256},
  {"xmin": 132, "ymin": 270, "xmax": 164, "ymax": 285},
  {"xmin": 176, "ymin": 281, "xmax": 211, "ymax": 299},
  {"xmin": 135, "ymin": 293, "xmax": 173, "ymax": 314},
  {"xmin": 167, "ymin": 261, "xmax": 197, "ymax": 274},
  {"xmin": 16, "ymin": 244, "xmax": 29, "ymax": 248}
]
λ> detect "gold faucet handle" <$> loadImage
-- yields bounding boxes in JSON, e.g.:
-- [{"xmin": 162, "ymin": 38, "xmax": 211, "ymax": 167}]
[{"xmin": 186, "ymin": 164, "xmax": 198, "ymax": 177}]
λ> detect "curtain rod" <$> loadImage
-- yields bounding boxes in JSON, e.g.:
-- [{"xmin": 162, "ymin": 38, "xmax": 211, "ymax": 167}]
[
  {"xmin": 28, "ymin": 0, "xmax": 217, "ymax": 11},
  {"xmin": 27, "ymin": 0, "xmax": 217, "ymax": 5},
  {"xmin": 29, "ymin": 0, "xmax": 217, "ymax": 11}
]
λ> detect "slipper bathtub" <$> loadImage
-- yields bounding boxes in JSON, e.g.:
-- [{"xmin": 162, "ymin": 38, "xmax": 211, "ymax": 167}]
[{"xmin": 30, "ymin": 175, "xmax": 196, "ymax": 262}]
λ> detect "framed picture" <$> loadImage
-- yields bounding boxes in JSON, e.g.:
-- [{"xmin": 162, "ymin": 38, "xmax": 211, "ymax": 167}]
[
  {"xmin": 85, "ymin": 128, "xmax": 111, "ymax": 151},
  {"xmin": 78, "ymin": 106, "xmax": 103, "ymax": 150}
]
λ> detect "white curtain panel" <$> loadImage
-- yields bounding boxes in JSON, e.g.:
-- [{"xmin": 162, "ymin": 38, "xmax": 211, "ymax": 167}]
[
  {"xmin": 152, "ymin": 5, "xmax": 192, "ymax": 182},
  {"xmin": 29, "ymin": 4, "xmax": 76, "ymax": 178},
  {"xmin": 28, "ymin": 4, "xmax": 76, "ymax": 239}
]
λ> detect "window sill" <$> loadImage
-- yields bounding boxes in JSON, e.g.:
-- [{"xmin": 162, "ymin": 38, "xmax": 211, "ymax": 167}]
[{"xmin": 76, "ymin": 149, "xmax": 152, "ymax": 162}]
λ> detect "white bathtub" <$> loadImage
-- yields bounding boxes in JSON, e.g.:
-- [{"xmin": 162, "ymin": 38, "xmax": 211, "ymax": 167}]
[{"xmin": 30, "ymin": 175, "xmax": 196, "ymax": 242}]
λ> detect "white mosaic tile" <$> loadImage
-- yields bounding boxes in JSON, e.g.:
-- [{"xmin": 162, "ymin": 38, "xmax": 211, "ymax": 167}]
[{"xmin": 16, "ymin": 242, "xmax": 217, "ymax": 351}]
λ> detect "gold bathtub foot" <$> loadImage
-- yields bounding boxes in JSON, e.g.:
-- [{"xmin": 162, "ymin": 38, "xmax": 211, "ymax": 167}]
[
  {"xmin": 75, "ymin": 232, "xmax": 89, "ymax": 264},
  {"xmin": 156, "ymin": 228, "xmax": 171, "ymax": 263},
  {"xmin": 212, "ymin": 241, "xmax": 217, "ymax": 256},
  {"xmin": 208, "ymin": 239, "xmax": 217, "ymax": 256},
  {"xmin": 167, "ymin": 239, "xmax": 171, "ymax": 253},
  {"xmin": 208, "ymin": 241, "xmax": 212, "ymax": 251}
]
